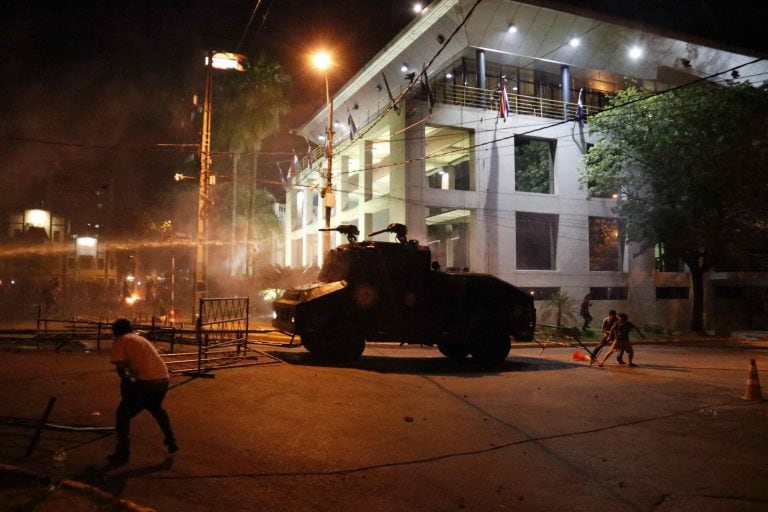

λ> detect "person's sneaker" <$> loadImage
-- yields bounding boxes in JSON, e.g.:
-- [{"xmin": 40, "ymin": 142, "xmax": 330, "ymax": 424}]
[
  {"xmin": 617, "ymin": 358, "xmax": 626, "ymax": 364},
  {"xmin": 628, "ymin": 363, "xmax": 638, "ymax": 367},
  {"xmin": 106, "ymin": 451, "xmax": 130, "ymax": 465}
]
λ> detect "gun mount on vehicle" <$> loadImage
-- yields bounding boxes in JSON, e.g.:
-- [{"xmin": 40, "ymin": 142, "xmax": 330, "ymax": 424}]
[{"xmin": 272, "ymin": 223, "xmax": 535, "ymax": 363}]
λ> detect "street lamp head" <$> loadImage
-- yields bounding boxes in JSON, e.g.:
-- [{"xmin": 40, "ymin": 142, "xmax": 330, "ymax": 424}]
[
  {"xmin": 311, "ymin": 51, "xmax": 333, "ymax": 72},
  {"xmin": 208, "ymin": 51, "xmax": 247, "ymax": 71}
]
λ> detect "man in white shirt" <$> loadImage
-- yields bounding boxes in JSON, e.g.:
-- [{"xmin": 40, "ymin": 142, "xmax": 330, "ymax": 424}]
[{"xmin": 108, "ymin": 318, "xmax": 177, "ymax": 464}]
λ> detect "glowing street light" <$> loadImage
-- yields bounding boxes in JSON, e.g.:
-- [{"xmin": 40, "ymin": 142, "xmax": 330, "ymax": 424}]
[
  {"xmin": 194, "ymin": 50, "xmax": 246, "ymax": 321},
  {"xmin": 311, "ymin": 50, "xmax": 336, "ymax": 256}
]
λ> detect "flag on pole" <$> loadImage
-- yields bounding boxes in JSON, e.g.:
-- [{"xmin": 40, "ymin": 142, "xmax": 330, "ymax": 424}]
[
  {"xmin": 576, "ymin": 88, "xmax": 586, "ymax": 126},
  {"xmin": 291, "ymin": 150, "xmax": 300, "ymax": 177},
  {"xmin": 276, "ymin": 162, "xmax": 287, "ymax": 189},
  {"xmin": 306, "ymin": 141, "xmax": 314, "ymax": 170},
  {"xmin": 421, "ymin": 66, "xmax": 435, "ymax": 113},
  {"xmin": 499, "ymin": 80, "xmax": 510, "ymax": 122},
  {"xmin": 347, "ymin": 110, "xmax": 358, "ymax": 141},
  {"xmin": 382, "ymin": 73, "xmax": 400, "ymax": 115}
]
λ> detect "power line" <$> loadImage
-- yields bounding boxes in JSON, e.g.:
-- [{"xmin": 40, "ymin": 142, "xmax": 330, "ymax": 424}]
[{"xmin": 235, "ymin": 0, "xmax": 264, "ymax": 53}]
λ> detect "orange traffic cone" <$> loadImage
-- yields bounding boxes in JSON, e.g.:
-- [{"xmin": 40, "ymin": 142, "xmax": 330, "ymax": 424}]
[
  {"xmin": 742, "ymin": 359, "xmax": 763, "ymax": 401},
  {"xmin": 573, "ymin": 351, "xmax": 590, "ymax": 362}
]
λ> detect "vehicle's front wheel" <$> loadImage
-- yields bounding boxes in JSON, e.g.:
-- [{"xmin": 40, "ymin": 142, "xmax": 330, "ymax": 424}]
[
  {"xmin": 300, "ymin": 333, "xmax": 323, "ymax": 354},
  {"xmin": 330, "ymin": 332, "xmax": 366, "ymax": 362},
  {"xmin": 470, "ymin": 324, "xmax": 511, "ymax": 364},
  {"xmin": 437, "ymin": 341, "xmax": 471, "ymax": 361}
]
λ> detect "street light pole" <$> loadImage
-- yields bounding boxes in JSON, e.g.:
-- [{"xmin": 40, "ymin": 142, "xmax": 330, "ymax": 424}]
[
  {"xmin": 322, "ymin": 71, "xmax": 335, "ymax": 255},
  {"xmin": 312, "ymin": 51, "xmax": 335, "ymax": 257},
  {"xmin": 193, "ymin": 51, "xmax": 246, "ymax": 321},
  {"xmin": 194, "ymin": 51, "xmax": 214, "ymax": 321}
]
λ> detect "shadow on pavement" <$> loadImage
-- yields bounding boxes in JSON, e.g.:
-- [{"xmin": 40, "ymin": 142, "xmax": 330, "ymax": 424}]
[
  {"xmin": 76, "ymin": 455, "xmax": 175, "ymax": 498},
  {"xmin": 268, "ymin": 350, "xmax": 581, "ymax": 375}
]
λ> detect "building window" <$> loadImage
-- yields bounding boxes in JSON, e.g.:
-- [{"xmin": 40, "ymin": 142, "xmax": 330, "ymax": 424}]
[
  {"xmin": 426, "ymin": 207, "xmax": 471, "ymax": 270},
  {"xmin": 425, "ymin": 125, "xmax": 473, "ymax": 191},
  {"xmin": 714, "ymin": 286, "xmax": 741, "ymax": 298},
  {"xmin": 590, "ymin": 287, "xmax": 629, "ymax": 300},
  {"xmin": 515, "ymin": 136, "xmax": 555, "ymax": 193},
  {"xmin": 516, "ymin": 212, "xmax": 558, "ymax": 270},
  {"xmin": 656, "ymin": 287, "xmax": 689, "ymax": 299},
  {"xmin": 654, "ymin": 243, "xmax": 684, "ymax": 272},
  {"xmin": 589, "ymin": 217, "xmax": 625, "ymax": 271},
  {"xmin": 78, "ymin": 256, "xmax": 95, "ymax": 270},
  {"xmin": 521, "ymin": 287, "xmax": 560, "ymax": 300}
]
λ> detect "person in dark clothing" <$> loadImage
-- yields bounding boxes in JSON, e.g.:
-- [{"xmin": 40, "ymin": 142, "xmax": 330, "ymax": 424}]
[
  {"xmin": 598, "ymin": 312, "xmax": 646, "ymax": 367},
  {"xmin": 590, "ymin": 309, "xmax": 620, "ymax": 364},
  {"xmin": 108, "ymin": 318, "xmax": 177, "ymax": 465},
  {"xmin": 580, "ymin": 294, "xmax": 593, "ymax": 330}
]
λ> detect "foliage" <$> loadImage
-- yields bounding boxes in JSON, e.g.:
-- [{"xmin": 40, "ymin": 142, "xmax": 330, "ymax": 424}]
[
  {"xmin": 540, "ymin": 291, "xmax": 578, "ymax": 326},
  {"xmin": 515, "ymin": 138, "xmax": 552, "ymax": 193},
  {"xmin": 251, "ymin": 263, "xmax": 321, "ymax": 291},
  {"xmin": 589, "ymin": 217, "xmax": 625, "ymax": 271},
  {"xmin": 214, "ymin": 56, "xmax": 292, "ymax": 154},
  {"xmin": 582, "ymin": 82, "xmax": 768, "ymax": 331}
]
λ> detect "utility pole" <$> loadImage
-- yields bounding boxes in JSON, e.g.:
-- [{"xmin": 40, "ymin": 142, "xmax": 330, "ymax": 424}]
[
  {"xmin": 194, "ymin": 52, "xmax": 213, "ymax": 321},
  {"xmin": 322, "ymin": 70, "xmax": 335, "ymax": 256}
]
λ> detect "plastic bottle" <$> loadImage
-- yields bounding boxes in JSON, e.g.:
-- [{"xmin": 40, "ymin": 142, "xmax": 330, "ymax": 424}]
[{"xmin": 49, "ymin": 445, "xmax": 67, "ymax": 490}]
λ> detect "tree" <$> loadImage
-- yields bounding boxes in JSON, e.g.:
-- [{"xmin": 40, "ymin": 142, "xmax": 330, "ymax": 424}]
[
  {"xmin": 582, "ymin": 82, "xmax": 768, "ymax": 332},
  {"xmin": 213, "ymin": 56, "xmax": 291, "ymax": 275},
  {"xmin": 541, "ymin": 291, "xmax": 578, "ymax": 327}
]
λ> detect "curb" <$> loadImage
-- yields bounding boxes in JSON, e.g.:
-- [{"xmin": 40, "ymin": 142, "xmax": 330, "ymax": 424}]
[{"xmin": 0, "ymin": 463, "xmax": 155, "ymax": 512}]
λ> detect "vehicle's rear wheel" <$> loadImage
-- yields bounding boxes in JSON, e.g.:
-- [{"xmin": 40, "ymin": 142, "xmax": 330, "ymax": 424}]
[
  {"xmin": 470, "ymin": 325, "xmax": 511, "ymax": 364},
  {"xmin": 437, "ymin": 341, "xmax": 471, "ymax": 361}
]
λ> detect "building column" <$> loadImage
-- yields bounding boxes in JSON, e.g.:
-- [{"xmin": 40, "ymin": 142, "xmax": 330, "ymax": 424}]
[
  {"xmin": 476, "ymin": 49, "xmax": 486, "ymax": 89},
  {"xmin": 561, "ymin": 65, "xmax": 571, "ymax": 119}
]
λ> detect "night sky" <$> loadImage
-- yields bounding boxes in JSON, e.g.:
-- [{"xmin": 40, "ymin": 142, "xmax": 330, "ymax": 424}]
[
  {"xmin": 0, "ymin": 0, "xmax": 764, "ymax": 235},
  {"xmin": 0, "ymin": 0, "xmax": 412, "ymax": 233}
]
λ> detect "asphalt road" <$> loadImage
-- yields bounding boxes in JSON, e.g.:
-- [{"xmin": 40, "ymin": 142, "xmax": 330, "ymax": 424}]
[{"xmin": 1, "ymin": 339, "xmax": 767, "ymax": 511}]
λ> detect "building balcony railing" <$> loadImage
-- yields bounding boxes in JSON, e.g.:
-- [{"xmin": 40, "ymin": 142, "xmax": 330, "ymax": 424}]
[
  {"xmin": 292, "ymin": 83, "xmax": 600, "ymax": 178},
  {"xmin": 437, "ymin": 83, "xmax": 599, "ymax": 121}
]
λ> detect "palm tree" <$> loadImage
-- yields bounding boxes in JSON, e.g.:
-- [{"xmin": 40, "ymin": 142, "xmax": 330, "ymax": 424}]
[
  {"xmin": 541, "ymin": 291, "xmax": 578, "ymax": 327},
  {"xmin": 213, "ymin": 56, "xmax": 291, "ymax": 276}
]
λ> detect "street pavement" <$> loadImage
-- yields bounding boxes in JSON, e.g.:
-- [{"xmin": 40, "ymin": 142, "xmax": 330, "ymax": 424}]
[{"xmin": 1, "ymin": 334, "xmax": 767, "ymax": 511}]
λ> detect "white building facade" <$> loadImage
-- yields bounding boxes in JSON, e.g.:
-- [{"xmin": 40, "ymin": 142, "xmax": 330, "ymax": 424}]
[{"xmin": 279, "ymin": 0, "xmax": 768, "ymax": 331}]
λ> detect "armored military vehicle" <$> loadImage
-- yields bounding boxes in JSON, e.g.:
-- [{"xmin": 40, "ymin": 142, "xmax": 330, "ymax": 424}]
[{"xmin": 272, "ymin": 224, "xmax": 535, "ymax": 363}]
